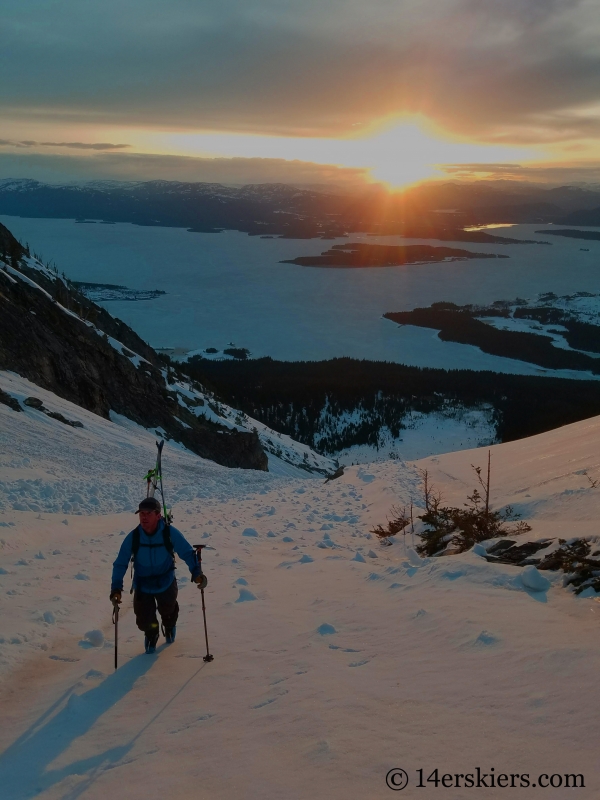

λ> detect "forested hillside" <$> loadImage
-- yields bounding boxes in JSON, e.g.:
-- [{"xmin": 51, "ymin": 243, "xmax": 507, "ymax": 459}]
[{"xmin": 188, "ymin": 356, "xmax": 600, "ymax": 454}]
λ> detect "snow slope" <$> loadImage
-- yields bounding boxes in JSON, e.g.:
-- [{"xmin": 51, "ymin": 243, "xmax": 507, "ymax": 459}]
[
  {"xmin": 2, "ymin": 385, "xmax": 600, "ymax": 797},
  {"xmin": 416, "ymin": 413, "xmax": 600, "ymax": 536},
  {"xmin": 335, "ymin": 405, "xmax": 496, "ymax": 465},
  {"xmin": 0, "ymin": 371, "xmax": 335, "ymax": 518},
  {"xmin": 164, "ymin": 375, "xmax": 335, "ymax": 477}
]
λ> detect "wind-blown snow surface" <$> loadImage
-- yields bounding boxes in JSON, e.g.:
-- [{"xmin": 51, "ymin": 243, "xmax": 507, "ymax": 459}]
[{"xmin": 3, "ymin": 385, "xmax": 600, "ymax": 797}]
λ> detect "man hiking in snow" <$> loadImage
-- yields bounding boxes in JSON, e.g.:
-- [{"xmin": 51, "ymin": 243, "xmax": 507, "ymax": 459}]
[{"xmin": 110, "ymin": 497, "xmax": 207, "ymax": 654}]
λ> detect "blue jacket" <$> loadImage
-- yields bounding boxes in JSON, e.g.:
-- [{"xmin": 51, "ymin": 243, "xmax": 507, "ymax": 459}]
[{"xmin": 111, "ymin": 519, "xmax": 201, "ymax": 594}]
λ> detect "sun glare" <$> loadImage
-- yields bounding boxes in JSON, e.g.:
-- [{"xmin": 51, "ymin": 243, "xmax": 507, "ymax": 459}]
[
  {"xmin": 125, "ymin": 117, "xmax": 540, "ymax": 189},
  {"xmin": 2, "ymin": 115, "xmax": 542, "ymax": 189},
  {"xmin": 359, "ymin": 121, "xmax": 538, "ymax": 186}
]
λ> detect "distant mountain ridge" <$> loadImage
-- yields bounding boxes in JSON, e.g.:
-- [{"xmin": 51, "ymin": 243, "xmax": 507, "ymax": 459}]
[
  {"xmin": 558, "ymin": 207, "xmax": 600, "ymax": 226},
  {"xmin": 1, "ymin": 178, "xmax": 600, "ymax": 239}
]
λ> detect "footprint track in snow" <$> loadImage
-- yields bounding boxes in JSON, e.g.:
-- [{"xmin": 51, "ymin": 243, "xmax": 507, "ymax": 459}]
[
  {"xmin": 252, "ymin": 688, "xmax": 289, "ymax": 709},
  {"xmin": 169, "ymin": 713, "xmax": 216, "ymax": 733}
]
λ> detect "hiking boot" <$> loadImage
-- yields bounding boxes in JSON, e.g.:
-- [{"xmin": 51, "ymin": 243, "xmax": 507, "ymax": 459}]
[
  {"xmin": 144, "ymin": 629, "xmax": 159, "ymax": 654},
  {"xmin": 163, "ymin": 625, "xmax": 176, "ymax": 644}
]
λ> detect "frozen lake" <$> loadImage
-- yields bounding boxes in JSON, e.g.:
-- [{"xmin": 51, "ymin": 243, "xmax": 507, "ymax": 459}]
[{"xmin": 3, "ymin": 215, "xmax": 600, "ymax": 376}]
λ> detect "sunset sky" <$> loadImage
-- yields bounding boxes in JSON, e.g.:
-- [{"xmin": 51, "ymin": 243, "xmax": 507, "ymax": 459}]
[{"xmin": 3, "ymin": 0, "xmax": 600, "ymax": 188}]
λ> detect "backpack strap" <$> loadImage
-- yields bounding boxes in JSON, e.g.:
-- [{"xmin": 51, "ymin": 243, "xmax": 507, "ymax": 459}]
[
  {"xmin": 130, "ymin": 525, "xmax": 173, "ymax": 560},
  {"xmin": 130, "ymin": 527, "xmax": 141, "ymax": 562},
  {"xmin": 162, "ymin": 524, "xmax": 175, "ymax": 559},
  {"xmin": 129, "ymin": 527, "xmax": 140, "ymax": 594}
]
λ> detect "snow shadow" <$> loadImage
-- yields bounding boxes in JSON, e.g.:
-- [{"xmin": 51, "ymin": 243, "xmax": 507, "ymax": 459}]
[
  {"xmin": 0, "ymin": 654, "xmax": 155, "ymax": 800},
  {"xmin": 522, "ymin": 587, "xmax": 549, "ymax": 604}
]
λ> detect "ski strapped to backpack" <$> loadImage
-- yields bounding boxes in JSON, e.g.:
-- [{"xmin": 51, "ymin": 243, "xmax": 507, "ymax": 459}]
[
  {"xmin": 143, "ymin": 439, "xmax": 172, "ymax": 523},
  {"xmin": 129, "ymin": 440, "xmax": 176, "ymax": 593}
]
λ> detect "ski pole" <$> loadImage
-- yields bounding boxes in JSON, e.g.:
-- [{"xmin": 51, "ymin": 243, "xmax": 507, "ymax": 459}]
[
  {"xmin": 194, "ymin": 545, "xmax": 214, "ymax": 663},
  {"xmin": 112, "ymin": 599, "xmax": 120, "ymax": 671}
]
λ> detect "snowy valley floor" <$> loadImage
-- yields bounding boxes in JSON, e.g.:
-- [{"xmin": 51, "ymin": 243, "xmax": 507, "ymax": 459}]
[{"xmin": 2, "ymin": 380, "xmax": 600, "ymax": 798}]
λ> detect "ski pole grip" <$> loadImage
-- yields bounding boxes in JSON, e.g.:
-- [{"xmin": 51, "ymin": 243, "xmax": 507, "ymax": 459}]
[{"xmin": 193, "ymin": 544, "xmax": 206, "ymax": 566}]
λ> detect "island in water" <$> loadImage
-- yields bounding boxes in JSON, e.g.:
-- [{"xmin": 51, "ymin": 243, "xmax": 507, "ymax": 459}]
[
  {"xmin": 535, "ymin": 229, "xmax": 600, "ymax": 241},
  {"xmin": 384, "ymin": 292, "xmax": 600, "ymax": 374},
  {"xmin": 281, "ymin": 242, "xmax": 509, "ymax": 268}
]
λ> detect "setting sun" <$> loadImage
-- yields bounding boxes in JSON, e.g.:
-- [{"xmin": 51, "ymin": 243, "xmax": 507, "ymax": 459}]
[{"xmin": 122, "ymin": 117, "xmax": 539, "ymax": 188}]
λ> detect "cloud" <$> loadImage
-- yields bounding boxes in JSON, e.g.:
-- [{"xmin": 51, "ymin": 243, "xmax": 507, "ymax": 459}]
[
  {"xmin": 0, "ymin": 151, "xmax": 371, "ymax": 188},
  {"xmin": 39, "ymin": 142, "xmax": 130, "ymax": 150},
  {"xmin": 0, "ymin": 139, "xmax": 130, "ymax": 151},
  {"xmin": 438, "ymin": 159, "xmax": 600, "ymax": 185},
  {"xmin": 2, "ymin": 0, "xmax": 600, "ymax": 145}
]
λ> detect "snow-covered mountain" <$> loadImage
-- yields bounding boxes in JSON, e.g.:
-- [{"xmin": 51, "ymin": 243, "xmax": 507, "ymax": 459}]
[
  {"xmin": 0, "ymin": 178, "xmax": 351, "ymax": 238},
  {"xmin": 4, "ymin": 177, "xmax": 600, "ymax": 241}
]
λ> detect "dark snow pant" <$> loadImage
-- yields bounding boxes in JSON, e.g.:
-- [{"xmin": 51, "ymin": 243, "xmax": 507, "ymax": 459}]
[{"xmin": 134, "ymin": 579, "xmax": 179, "ymax": 634}]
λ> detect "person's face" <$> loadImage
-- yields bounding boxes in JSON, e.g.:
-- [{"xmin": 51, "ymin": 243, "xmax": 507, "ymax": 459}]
[{"xmin": 139, "ymin": 509, "xmax": 161, "ymax": 533}]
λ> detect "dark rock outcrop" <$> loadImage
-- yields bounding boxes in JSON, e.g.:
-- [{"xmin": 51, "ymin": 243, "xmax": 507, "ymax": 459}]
[
  {"xmin": 0, "ymin": 387, "xmax": 21, "ymax": 412},
  {"xmin": 485, "ymin": 536, "xmax": 600, "ymax": 596}
]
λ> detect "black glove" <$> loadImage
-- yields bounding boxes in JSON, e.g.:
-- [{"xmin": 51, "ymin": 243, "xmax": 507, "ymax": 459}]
[
  {"xmin": 194, "ymin": 573, "xmax": 208, "ymax": 590},
  {"xmin": 110, "ymin": 590, "xmax": 122, "ymax": 604}
]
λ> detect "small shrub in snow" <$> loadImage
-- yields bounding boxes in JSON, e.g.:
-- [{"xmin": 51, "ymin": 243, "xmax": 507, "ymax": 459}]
[
  {"xmin": 418, "ymin": 497, "xmax": 530, "ymax": 557},
  {"xmin": 370, "ymin": 504, "xmax": 410, "ymax": 546},
  {"xmin": 416, "ymin": 457, "xmax": 531, "ymax": 557}
]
